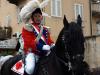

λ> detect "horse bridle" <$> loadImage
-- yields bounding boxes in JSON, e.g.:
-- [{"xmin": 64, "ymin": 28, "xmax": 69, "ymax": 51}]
[
  {"xmin": 62, "ymin": 33, "xmax": 72, "ymax": 71},
  {"xmin": 62, "ymin": 30, "xmax": 84, "ymax": 62}
]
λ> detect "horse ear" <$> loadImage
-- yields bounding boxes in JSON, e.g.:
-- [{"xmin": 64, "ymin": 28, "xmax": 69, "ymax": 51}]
[
  {"xmin": 77, "ymin": 15, "xmax": 82, "ymax": 26},
  {"xmin": 63, "ymin": 15, "xmax": 69, "ymax": 28}
]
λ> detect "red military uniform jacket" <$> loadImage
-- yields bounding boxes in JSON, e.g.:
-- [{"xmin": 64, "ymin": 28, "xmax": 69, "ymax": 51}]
[{"xmin": 22, "ymin": 23, "xmax": 54, "ymax": 55}]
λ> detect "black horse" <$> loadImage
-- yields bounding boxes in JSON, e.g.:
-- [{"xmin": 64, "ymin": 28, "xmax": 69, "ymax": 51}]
[
  {"xmin": 54, "ymin": 15, "xmax": 90, "ymax": 75},
  {"xmin": 0, "ymin": 15, "xmax": 90, "ymax": 75}
]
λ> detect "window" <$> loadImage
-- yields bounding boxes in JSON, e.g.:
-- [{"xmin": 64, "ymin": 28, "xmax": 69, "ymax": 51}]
[
  {"xmin": 74, "ymin": 4, "xmax": 83, "ymax": 19},
  {"xmin": 51, "ymin": 0, "xmax": 62, "ymax": 17}
]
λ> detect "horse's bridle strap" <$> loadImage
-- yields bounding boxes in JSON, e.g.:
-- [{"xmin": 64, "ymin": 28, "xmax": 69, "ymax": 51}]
[{"xmin": 72, "ymin": 54, "xmax": 84, "ymax": 60}]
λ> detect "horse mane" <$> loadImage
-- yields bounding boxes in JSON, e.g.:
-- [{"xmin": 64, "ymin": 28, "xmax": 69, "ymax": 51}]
[{"xmin": 54, "ymin": 28, "xmax": 66, "ymax": 59}]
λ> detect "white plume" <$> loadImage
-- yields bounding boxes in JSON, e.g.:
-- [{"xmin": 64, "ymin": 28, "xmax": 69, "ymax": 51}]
[
  {"xmin": 19, "ymin": 0, "xmax": 50, "ymax": 24},
  {"xmin": 40, "ymin": 0, "xmax": 50, "ymax": 8}
]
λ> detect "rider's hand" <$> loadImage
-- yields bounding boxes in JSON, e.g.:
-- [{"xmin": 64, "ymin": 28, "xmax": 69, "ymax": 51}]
[{"xmin": 42, "ymin": 45, "xmax": 50, "ymax": 51}]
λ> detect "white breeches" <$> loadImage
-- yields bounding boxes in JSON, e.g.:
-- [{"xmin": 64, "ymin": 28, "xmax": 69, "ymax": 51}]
[{"xmin": 25, "ymin": 53, "xmax": 39, "ymax": 75}]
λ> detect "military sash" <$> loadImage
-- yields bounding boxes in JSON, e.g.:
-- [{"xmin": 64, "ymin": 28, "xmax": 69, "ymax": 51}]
[{"xmin": 32, "ymin": 25, "xmax": 47, "ymax": 44}]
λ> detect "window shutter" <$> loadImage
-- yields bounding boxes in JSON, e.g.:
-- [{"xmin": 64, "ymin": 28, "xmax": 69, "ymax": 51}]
[
  {"xmin": 51, "ymin": 0, "xmax": 56, "ymax": 16},
  {"xmin": 80, "ymin": 5, "xmax": 83, "ymax": 18},
  {"xmin": 56, "ymin": 0, "xmax": 61, "ymax": 16},
  {"xmin": 74, "ymin": 4, "xmax": 83, "ymax": 19},
  {"xmin": 51, "ymin": 0, "xmax": 62, "ymax": 17}
]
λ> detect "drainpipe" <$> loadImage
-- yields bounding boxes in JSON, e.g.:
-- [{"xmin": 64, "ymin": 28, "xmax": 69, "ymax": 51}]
[{"xmin": 89, "ymin": 0, "xmax": 92, "ymax": 36}]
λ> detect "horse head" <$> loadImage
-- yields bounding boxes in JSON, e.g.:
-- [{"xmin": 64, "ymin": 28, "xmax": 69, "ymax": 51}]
[
  {"xmin": 55, "ymin": 15, "xmax": 85, "ymax": 62},
  {"xmin": 62, "ymin": 15, "xmax": 91, "ymax": 75},
  {"xmin": 63, "ymin": 15, "xmax": 85, "ymax": 60}
]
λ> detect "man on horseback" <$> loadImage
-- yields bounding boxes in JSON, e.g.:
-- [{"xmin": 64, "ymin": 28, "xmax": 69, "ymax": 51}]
[{"xmin": 17, "ymin": 0, "xmax": 55, "ymax": 74}]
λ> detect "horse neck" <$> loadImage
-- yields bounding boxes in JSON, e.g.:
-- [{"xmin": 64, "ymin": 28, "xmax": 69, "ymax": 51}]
[{"xmin": 54, "ymin": 29, "xmax": 66, "ymax": 57}]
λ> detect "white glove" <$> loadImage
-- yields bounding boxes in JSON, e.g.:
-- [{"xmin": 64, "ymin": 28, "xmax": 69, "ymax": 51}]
[{"xmin": 42, "ymin": 45, "xmax": 50, "ymax": 51}]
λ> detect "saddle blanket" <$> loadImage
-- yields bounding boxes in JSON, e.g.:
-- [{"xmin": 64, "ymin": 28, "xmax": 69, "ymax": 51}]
[{"xmin": 11, "ymin": 60, "xmax": 24, "ymax": 75}]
